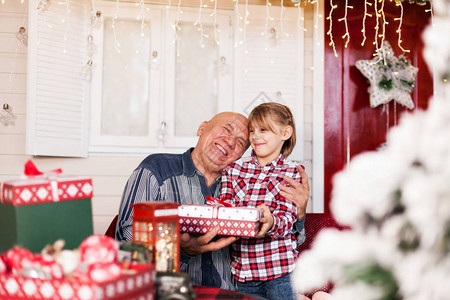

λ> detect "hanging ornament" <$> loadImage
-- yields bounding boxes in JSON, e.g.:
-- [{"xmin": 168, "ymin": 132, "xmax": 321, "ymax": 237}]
[
  {"xmin": 15, "ymin": 27, "xmax": 28, "ymax": 46},
  {"xmin": 80, "ymin": 60, "xmax": 93, "ymax": 81},
  {"xmin": 355, "ymin": 41, "xmax": 418, "ymax": 109},
  {"xmin": 36, "ymin": 0, "xmax": 50, "ymax": 14}
]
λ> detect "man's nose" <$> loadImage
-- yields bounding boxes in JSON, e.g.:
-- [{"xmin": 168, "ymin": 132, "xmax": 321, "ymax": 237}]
[{"xmin": 224, "ymin": 134, "xmax": 236, "ymax": 148}]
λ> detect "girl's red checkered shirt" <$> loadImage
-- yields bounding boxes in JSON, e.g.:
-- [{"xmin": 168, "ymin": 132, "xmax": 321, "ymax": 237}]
[{"xmin": 220, "ymin": 151, "xmax": 301, "ymax": 282}]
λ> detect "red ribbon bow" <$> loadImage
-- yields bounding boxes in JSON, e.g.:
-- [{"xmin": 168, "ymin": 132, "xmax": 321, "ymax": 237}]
[
  {"xmin": 24, "ymin": 160, "xmax": 62, "ymax": 176},
  {"xmin": 205, "ymin": 195, "xmax": 233, "ymax": 207}
]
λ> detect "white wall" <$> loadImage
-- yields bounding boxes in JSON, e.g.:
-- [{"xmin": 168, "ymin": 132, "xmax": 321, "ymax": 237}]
[{"xmin": 0, "ymin": 0, "xmax": 316, "ymax": 236}]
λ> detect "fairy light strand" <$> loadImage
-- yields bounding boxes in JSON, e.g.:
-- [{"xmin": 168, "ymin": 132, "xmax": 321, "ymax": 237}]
[
  {"xmin": 338, "ymin": 0, "xmax": 350, "ymax": 48},
  {"xmin": 4, "ymin": 16, "xmax": 27, "ymax": 108},
  {"xmin": 326, "ymin": 0, "xmax": 338, "ymax": 57},
  {"xmin": 62, "ymin": 0, "xmax": 70, "ymax": 54},
  {"xmin": 395, "ymin": 0, "xmax": 410, "ymax": 53},
  {"xmin": 194, "ymin": 0, "xmax": 206, "ymax": 48},
  {"xmin": 379, "ymin": 0, "xmax": 387, "ymax": 54},
  {"xmin": 243, "ymin": 0, "xmax": 249, "ymax": 53},
  {"xmin": 234, "ymin": 0, "xmax": 241, "ymax": 48},
  {"xmin": 313, "ymin": 0, "xmax": 319, "ymax": 30},
  {"xmin": 361, "ymin": 0, "xmax": 369, "ymax": 46},
  {"xmin": 263, "ymin": 0, "xmax": 271, "ymax": 38},
  {"xmin": 213, "ymin": 0, "xmax": 219, "ymax": 45},
  {"xmin": 112, "ymin": 0, "xmax": 121, "ymax": 53},
  {"xmin": 174, "ymin": 0, "xmax": 182, "ymax": 51},
  {"xmin": 280, "ymin": 0, "xmax": 288, "ymax": 37},
  {"xmin": 373, "ymin": 0, "xmax": 380, "ymax": 57},
  {"xmin": 296, "ymin": 2, "xmax": 306, "ymax": 32}
]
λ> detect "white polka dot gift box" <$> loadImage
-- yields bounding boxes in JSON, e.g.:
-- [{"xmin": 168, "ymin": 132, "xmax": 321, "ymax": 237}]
[
  {"xmin": 0, "ymin": 236, "xmax": 155, "ymax": 300},
  {"xmin": 0, "ymin": 265, "xmax": 155, "ymax": 300},
  {"xmin": 0, "ymin": 162, "xmax": 94, "ymax": 253},
  {"xmin": 178, "ymin": 205, "xmax": 263, "ymax": 237},
  {"xmin": 1, "ymin": 176, "xmax": 93, "ymax": 206}
]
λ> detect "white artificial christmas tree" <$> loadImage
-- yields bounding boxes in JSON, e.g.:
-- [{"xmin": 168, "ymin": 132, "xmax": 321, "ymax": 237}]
[{"xmin": 292, "ymin": 0, "xmax": 450, "ymax": 299}]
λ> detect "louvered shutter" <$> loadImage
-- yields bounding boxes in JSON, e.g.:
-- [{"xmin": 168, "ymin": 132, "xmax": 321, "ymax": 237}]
[
  {"xmin": 26, "ymin": 0, "xmax": 89, "ymax": 157},
  {"xmin": 234, "ymin": 5, "xmax": 304, "ymax": 161}
]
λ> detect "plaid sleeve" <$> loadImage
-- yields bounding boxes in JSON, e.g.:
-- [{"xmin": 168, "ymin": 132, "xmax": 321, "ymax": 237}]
[{"xmin": 267, "ymin": 168, "xmax": 301, "ymax": 239}]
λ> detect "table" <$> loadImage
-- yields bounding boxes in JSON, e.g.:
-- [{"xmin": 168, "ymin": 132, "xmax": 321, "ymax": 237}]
[{"xmin": 193, "ymin": 285, "xmax": 257, "ymax": 299}]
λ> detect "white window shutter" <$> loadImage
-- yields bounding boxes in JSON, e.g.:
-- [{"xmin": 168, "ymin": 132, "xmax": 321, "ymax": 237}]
[
  {"xmin": 234, "ymin": 5, "xmax": 304, "ymax": 161},
  {"xmin": 26, "ymin": 0, "xmax": 89, "ymax": 157}
]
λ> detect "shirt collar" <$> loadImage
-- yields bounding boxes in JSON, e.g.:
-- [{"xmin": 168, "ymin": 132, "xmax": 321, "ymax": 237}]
[
  {"xmin": 182, "ymin": 148, "xmax": 197, "ymax": 177},
  {"xmin": 250, "ymin": 150, "xmax": 285, "ymax": 168},
  {"xmin": 182, "ymin": 148, "xmax": 222, "ymax": 184}
]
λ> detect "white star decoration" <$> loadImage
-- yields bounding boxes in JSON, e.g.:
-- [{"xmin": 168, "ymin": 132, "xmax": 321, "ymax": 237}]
[{"xmin": 356, "ymin": 41, "xmax": 418, "ymax": 109}]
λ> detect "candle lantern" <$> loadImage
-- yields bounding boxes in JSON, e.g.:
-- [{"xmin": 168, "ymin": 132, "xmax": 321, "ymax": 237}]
[{"xmin": 132, "ymin": 202, "xmax": 180, "ymax": 273}]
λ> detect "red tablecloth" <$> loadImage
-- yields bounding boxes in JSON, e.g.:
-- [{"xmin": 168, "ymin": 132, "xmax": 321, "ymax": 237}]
[{"xmin": 193, "ymin": 285, "xmax": 257, "ymax": 299}]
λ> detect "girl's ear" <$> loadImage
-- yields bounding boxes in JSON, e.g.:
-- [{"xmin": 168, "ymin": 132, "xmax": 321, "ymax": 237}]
[
  {"xmin": 281, "ymin": 125, "xmax": 293, "ymax": 141},
  {"xmin": 197, "ymin": 121, "xmax": 209, "ymax": 136}
]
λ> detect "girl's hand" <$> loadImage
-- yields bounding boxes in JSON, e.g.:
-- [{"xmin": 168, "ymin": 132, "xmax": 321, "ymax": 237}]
[{"xmin": 256, "ymin": 204, "xmax": 274, "ymax": 238}]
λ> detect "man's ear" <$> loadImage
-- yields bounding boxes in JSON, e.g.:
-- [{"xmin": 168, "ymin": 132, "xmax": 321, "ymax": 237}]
[
  {"xmin": 281, "ymin": 125, "xmax": 293, "ymax": 141},
  {"xmin": 197, "ymin": 121, "xmax": 209, "ymax": 136}
]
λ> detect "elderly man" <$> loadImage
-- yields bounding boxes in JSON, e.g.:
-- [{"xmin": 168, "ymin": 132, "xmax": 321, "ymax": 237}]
[{"xmin": 116, "ymin": 112, "xmax": 309, "ymax": 290}]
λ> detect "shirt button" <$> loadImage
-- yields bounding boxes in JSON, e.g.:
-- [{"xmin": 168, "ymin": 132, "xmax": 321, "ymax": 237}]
[{"xmin": 206, "ymin": 260, "xmax": 212, "ymax": 265}]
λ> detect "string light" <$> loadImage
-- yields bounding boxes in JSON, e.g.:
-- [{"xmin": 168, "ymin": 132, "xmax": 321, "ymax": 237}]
[
  {"xmin": 62, "ymin": 0, "xmax": 71, "ymax": 54},
  {"xmin": 136, "ymin": 0, "xmax": 147, "ymax": 55},
  {"xmin": 296, "ymin": 2, "xmax": 306, "ymax": 32},
  {"xmin": 112, "ymin": 0, "xmax": 121, "ymax": 53},
  {"xmin": 234, "ymin": 0, "xmax": 240, "ymax": 48},
  {"xmin": 338, "ymin": 0, "xmax": 351, "ymax": 48},
  {"xmin": 263, "ymin": 0, "xmax": 271, "ymax": 39},
  {"xmin": 193, "ymin": 0, "xmax": 206, "ymax": 48},
  {"xmin": 379, "ymin": 0, "xmax": 387, "ymax": 54},
  {"xmin": 312, "ymin": 0, "xmax": 318, "ymax": 30},
  {"xmin": 326, "ymin": 0, "xmax": 338, "ymax": 57},
  {"xmin": 243, "ymin": 0, "xmax": 249, "ymax": 53},
  {"xmin": 213, "ymin": 0, "xmax": 219, "ymax": 45},
  {"xmin": 174, "ymin": 0, "xmax": 182, "ymax": 53},
  {"xmin": 280, "ymin": 0, "xmax": 288, "ymax": 37},
  {"xmin": 373, "ymin": 0, "xmax": 380, "ymax": 56},
  {"xmin": 361, "ymin": 0, "xmax": 372, "ymax": 46},
  {"xmin": 394, "ymin": 0, "xmax": 410, "ymax": 53}
]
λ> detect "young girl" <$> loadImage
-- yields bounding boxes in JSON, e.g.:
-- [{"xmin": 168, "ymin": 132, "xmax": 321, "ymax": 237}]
[{"xmin": 219, "ymin": 102, "xmax": 302, "ymax": 300}]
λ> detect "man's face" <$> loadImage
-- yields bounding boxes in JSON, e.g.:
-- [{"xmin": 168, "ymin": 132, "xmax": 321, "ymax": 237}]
[{"xmin": 196, "ymin": 112, "xmax": 249, "ymax": 173}]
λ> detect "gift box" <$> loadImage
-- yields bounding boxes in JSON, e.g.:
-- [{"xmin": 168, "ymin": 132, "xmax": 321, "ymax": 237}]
[
  {"xmin": 0, "ymin": 265, "xmax": 155, "ymax": 300},
  {"xmin": 178, "ymin": 205, "xmax": 263, "ymax": 237},
  {"xmin": 1, "ymin": 176, "xmax": 93, "ymax": 206},
  {"xmin": 0, "ymin": 170, "xmax": 93, "ymax": 253}
]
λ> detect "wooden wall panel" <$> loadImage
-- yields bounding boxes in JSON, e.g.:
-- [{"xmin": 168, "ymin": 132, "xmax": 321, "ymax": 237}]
[{"xmin": 324, "ymin": 1, "xmax": 433, "ymax": 214}]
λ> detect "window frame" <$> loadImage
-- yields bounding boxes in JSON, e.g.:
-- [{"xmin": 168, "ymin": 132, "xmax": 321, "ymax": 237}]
[{"xmin": 88, "ymin": 2, "xmax": 163, "ymax": 153}]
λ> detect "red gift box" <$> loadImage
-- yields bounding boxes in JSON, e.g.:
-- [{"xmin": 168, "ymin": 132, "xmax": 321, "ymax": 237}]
[
  {"xmin": 0, "ymin": 266, "xmax": 155, "ymax": 300},
  {"xmin": 1, "ymin": 176, "xmax": 93, "ymax": 206},
  {"xmin": 178, "ymin": 205, "xmax": 263, "ymax": 237}
]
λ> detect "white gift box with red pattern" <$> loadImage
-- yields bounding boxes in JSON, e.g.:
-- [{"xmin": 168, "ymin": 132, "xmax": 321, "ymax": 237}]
[
  {"xmin": 0, "ymin": 266, "xmax": 155, "ymax": 300},
  {"xmin": 1, "ymin": 176, "xmax": 93, "ymax": 206},
  {"xmin": 178, "ymin": 205, "xmax": 263, "ymax": 237}
]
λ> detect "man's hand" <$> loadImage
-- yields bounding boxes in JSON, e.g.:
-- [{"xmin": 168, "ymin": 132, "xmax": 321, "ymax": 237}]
[
  {"xmin": 180, "ymin": 227, "xmax": 238, "ymax": 256},
  {"xmin": 256, "ymin": 204, "xmax": 274, "ymax": 238},
  {"xmin": 279, "ymin": 166, "xmax": 310, "ymax": 219}
]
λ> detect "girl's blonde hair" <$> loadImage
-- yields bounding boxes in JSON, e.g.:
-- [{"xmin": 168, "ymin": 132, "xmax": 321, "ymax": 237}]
[{"xmin": 248, "ymin": 102, "xmax": 296, "ymax": 157}]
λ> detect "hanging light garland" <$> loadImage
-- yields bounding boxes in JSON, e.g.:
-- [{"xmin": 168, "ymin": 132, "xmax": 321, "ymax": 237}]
[
  {"xmin": 1, "ymin": 0, "xmax": 433, "ymax": 58},
  {"xmin": 326, "ymin": 0, "xmax": 338, "ymax": 57}
]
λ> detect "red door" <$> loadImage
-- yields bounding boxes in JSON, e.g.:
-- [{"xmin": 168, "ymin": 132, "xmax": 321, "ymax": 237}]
[{"xmin": 324, "ymin": 1, "xmax": 433, "ymax": 213}]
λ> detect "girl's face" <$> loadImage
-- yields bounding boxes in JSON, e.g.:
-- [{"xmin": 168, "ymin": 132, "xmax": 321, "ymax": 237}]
[{"xmin": 249, "ymin": 117, "xmax": 291, "ymax": 166}]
